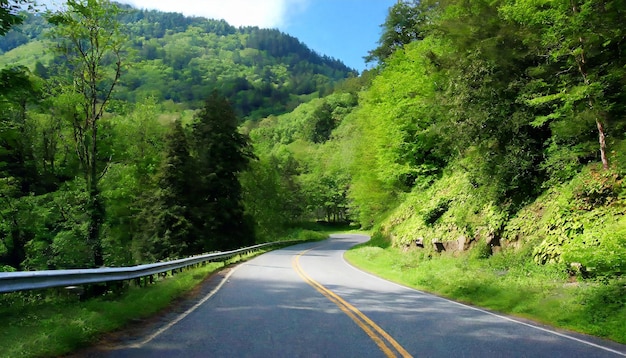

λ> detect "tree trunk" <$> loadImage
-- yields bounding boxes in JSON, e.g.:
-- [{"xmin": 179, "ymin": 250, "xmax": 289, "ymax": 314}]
[
  {"xmin": 596, "ymin": 118, "xmax": 609, "ymax": 170},
  {"xmin": 571, "ymin": 0, "xmax": 609, "ymax": 170},
  {"xmin": 87, "ymin": 189, "xmax": 105, "ymax": 267}
]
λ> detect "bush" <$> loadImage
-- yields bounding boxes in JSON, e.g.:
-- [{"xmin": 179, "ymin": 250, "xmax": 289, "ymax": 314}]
[
  {"xmin": 0, "ymin": 265, "xmax": 16, "ymax": 272},
  {"xmin": 368, "ymin": 231, "xmax": 392, "ymax": 248},
  {"xmin": 469, "ymin": 242, "xmax": 492, "ymax": 260},
  {"xmin": 571, "ymin": 166, "xmax": 622, "ymax": 210},
  {"xmin": 561, "ymin": 223, "xmax": 626, "ymax": 278},
  {"xmin": 422, "ymin": 198, "xmax": 451, "ymax": 226}
]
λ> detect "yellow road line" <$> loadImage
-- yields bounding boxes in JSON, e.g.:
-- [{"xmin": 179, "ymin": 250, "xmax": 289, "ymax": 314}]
[{"xmin": 292, "ymin": 247, "xmax": 412, "ymax": 358}]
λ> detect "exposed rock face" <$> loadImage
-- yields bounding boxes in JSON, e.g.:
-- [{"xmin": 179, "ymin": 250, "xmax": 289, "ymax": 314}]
[
  {"xmin": 486, "ymin": 234, "xmax": 500, "ymax": 247},
  {"xmin": 431, "ymin": 236, "xmax": 474, "ymax": 253},
  {"xmin": 405, "ymin": 232, "xmax": 501, "ymax": 256},
  {"xmin": 432, "ymin": 239, "xmax": 445, "ymax": 252}
]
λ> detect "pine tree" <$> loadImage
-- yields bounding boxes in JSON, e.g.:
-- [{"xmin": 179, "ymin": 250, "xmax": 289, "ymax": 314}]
[
  {"xmin": 189, "ymin": 92, "xmax": 255, "ymax": 251},
  {"xmin": 139, "ymin": 120, "xmax": 194, "ymax": 260}
]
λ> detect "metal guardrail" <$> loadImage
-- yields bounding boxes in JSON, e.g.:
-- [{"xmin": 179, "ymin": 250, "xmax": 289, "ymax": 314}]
[{"xmin": 0, "ymin": 240, "xmax": 301, "ymax": 294}]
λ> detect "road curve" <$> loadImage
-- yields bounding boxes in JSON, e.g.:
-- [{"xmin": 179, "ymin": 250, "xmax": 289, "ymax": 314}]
[{"xmin": 102, "ymin": 234, "xmax": 626, "ymax": 357}]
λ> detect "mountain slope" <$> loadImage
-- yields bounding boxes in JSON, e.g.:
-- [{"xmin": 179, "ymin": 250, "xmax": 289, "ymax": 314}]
[{"xmin": 0, "ymin": 6, "xmax": 356, "ymax": 120}]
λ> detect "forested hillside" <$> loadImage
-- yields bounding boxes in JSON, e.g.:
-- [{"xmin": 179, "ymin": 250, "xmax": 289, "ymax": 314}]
[
  {"xmin": 249, "ymin": 0, "xmax": 626, "ymax": 282},
  {"xmin": 2, "ymin": 0, "xmax": 625, "ymax": 289},
  {"xmin": 0, "ymin": 4, "xmax": 355, "ymax": 120},
  {"xmin": 0, "ymin": 0, "xmax": 356, "ymax": 272},
  {"xmin": 1, "ymin": 0, "xmax": 625, "ymax": 346}
]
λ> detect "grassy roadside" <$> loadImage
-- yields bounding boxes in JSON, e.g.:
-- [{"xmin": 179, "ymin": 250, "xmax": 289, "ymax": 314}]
[
  {"xmin": 1, "ymin": 260, "xmax": 227, "ymax": 358},
  {"xmin": 344, "ymin": 233, "xmax": 626, "ymax": 344},
  {"xmin": 0, "ymin": 229, "xmax": 328, "ymax": 358}
]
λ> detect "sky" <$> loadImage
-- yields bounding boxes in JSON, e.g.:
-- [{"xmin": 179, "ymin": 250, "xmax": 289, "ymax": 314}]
[{"xmin": 40, "ymin": 0, "xmax": 396, "ymax": 72}]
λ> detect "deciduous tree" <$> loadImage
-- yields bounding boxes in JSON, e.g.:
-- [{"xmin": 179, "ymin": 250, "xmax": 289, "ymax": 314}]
[{"xmin": 47, "ymin": 0, "xmax": 125, "ymax": 266}]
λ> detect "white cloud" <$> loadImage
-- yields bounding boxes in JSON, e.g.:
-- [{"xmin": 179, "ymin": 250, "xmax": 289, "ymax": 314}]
[{"xmin": 118, "ymin": 0, "xmax": 308, "ymax": 28}]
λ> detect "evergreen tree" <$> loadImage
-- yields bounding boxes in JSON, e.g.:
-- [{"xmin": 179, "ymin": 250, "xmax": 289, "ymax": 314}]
[
  {"xmin": 138, "ymin": 120, "xmax": 193, "ymax": 260},
  {"xmin": 190, "ymin": 92, "xmax": 255, "ymax": 252}
]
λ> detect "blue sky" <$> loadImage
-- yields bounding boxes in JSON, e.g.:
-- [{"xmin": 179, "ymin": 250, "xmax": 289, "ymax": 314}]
[
  {"xmin": 41, "ymin": 0, "xmax": 395, "ymax": 72},
  {"xmin": 277, "ymin": 0, "xmax": 396, "ymax": 71}
]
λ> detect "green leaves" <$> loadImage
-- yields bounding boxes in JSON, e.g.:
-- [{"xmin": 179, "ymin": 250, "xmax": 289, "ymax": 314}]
[
  {"xmin": 0, "ymin": 0, "xmax": 27, "ymax": 36},
  {"xmin": 188, "ymin": 92, "xmax": 255, "ymax": 251}
]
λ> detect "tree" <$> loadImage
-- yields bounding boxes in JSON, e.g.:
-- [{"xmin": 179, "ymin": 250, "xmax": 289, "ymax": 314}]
[
  {"xmin": 0, "ymin": 0, "xmax": 30, "ymax": 36},
  {"xmin": 241, "ymin": 152, "xmax": 306, "ymax": 240},
  {"xmin": 502, "ymin": 0, "xmax": 626, "ymax": 171},
  {"xmin": 366, "ymin": 0, "xmax": 431, "ymax": 64},
  {"xmin": 303, "ymin": 101, "xmax": 335, "ymax": 143},
  {"xmin": 137, "ymin": 120, "xmax": 194, "ymax": 260},
  {"xmin": 47, "ymin": 0, "xmax": 125, "ymax": 266},
  {"xmin": 0, "ymin": 66, "xmax": 43, "ymax": 270},
  {"xmin": 0, "ymin": 66, "xmax": 40, "ymax": 194},
  {"xmin": 190, "ymin": 92, "xmax": 255, "ymax": 251}
]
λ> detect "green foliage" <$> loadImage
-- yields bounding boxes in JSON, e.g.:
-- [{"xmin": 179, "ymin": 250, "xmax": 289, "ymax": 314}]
[
  {"xmin": 366, "ymin": 0, "xmax": 431, "ymax": 64},
  {"xmin": 46, "ymin": 0, "xmax": 126, "ymax": 268},
  {"xmin": 302, "ymin": 101, "xmax": 335, "ymax": 143},
  {"xmin": 378, "ymin": 168, "xmax": 507, "ymax": 248},
  {"xmin": 502, "ymin": 0, "xmax": 626, "ymax": 171},
  {"xmin": 348, "ymin": 38, "xmax": 450, "ymax": 227},
  {"xmin": 469, "ymin": 242, "xmax": 493, "ymax": 260},
  {"xmin": 241, "ymin": 154, "xmax": 306, "ymax": 241},
  {"xmin": 189, "ymin": 92, "xmax": 255, "ymax": 251},
  {"xmin": 245, "ymin": 92, "xmax": 359, "ymax": 231},
  {"xmin": 136, "ymin": 120, "xmax": 194, "ymax": 260},
  {"xmin": 561, "ymin": 223, "xmax": 626, "ymax": 278},
  {"xmin": 0, "ymin": 0, "xmax": 29, "ymax": 36},
  {"xmin": 422, "ymin": 198, "xmax": 450, "ymax": 226},
  {"xmin": 571, "ymin": 167, "xmax": 622, "ymax": 210},
  {"xmin": 1, "ymin": 7, "xmax": 356, "ymax": 120},
  {"xmin": 498, "ymin": 165, "xmax": 626, "ymax": 278}
]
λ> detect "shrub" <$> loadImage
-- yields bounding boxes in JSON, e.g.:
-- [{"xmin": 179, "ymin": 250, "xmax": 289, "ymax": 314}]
[
  {"xmin": 422, "ymin": 198, "xmax": 451, "ymax": 226},
  {"xmin": 571, "ymin": 166, "xmax": 622, "ymax": 210},
  {"xmin": 561, "ymin": 224, "xmax": 626, "ymax": 278}
]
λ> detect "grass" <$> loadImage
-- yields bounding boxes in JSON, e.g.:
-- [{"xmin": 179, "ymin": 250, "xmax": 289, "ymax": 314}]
[
  {"xmin": 0, "ymin": 228, "xmax": 329, "ymax": 358},
  {"xmin": 345, "ymin": 236, "xmax": 626, "ymax": 344},
  {"xmin": 0, "ymin": 260, "xmax": 227, "ymax": 358}
]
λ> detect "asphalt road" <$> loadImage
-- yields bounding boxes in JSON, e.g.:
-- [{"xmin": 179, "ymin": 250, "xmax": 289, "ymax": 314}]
[{"xmin": 101, "ymin": 234, "xmax": 626, "ymax": 357}]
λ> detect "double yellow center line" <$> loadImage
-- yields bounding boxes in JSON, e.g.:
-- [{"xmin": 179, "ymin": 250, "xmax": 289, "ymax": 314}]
[{"xmin": 292, "ymin": 247, "xmax": 412, "ymax": 358}]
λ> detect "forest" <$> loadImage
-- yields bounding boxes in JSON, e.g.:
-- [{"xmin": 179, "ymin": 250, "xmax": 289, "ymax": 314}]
[
  {"xmin": 0, "ymin": 3, "xmax": 354, "ymax": 119},
  {"xmin": 1, "ymin": 0, "xmax": 626, "ymax": 289},
  {"xmin": 0, "ymin": 0, "xmax": 354, "ymax": 270},
  {"xmin": 248, "ymin": 0, "xmax": 626, "ymax": 281}
]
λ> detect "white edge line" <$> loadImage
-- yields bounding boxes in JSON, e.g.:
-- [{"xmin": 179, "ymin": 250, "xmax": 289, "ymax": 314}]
[
  {"xmin": 123, "ymin": 264, "xmax": 241, "ymax": 349},
  {"xmin": 336, "ymin": 235, "xmax": 626, "ymax": 357}
]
